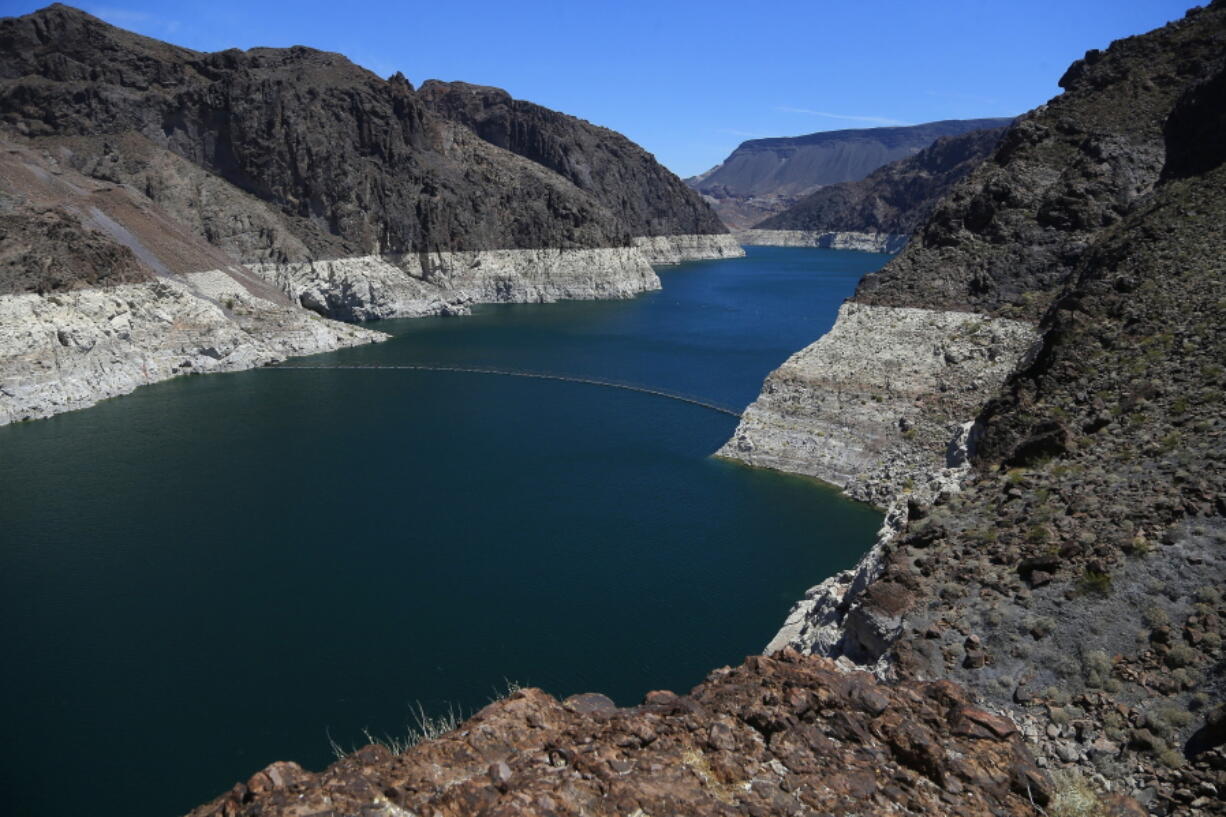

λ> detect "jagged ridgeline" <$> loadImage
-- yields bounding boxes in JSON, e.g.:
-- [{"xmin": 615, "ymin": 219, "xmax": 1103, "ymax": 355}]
[{"xmin": 0, "ymin": 3, "xmax": 741, "ymax": 425}]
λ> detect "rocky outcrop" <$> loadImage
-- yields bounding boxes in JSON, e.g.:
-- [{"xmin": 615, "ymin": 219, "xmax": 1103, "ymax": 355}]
[
  {"xmin": 725, "ymin": 3, "xmax": 1226, "ymax": 812},
  {"xmin": 0, "ymin": 6, "xmax": 732, "ymax": 314},
  {"xmin": 688, "ymin": 118, "xmax": 1012, "ymax": 229},
  {"xmin": 735, "ymin": 229, "xmax": 908, "ymax": 253},
  {"xmin": 718, "ymin": 302, "xmax": 1037, "ymax": 506},
  {"xmin": 751, "ymin": 126, "xmax": 1009, "ymax": 249},
  {"xmin": 190, "ymin": 652, "xmax": 1053, "ymax": 817},
  {"xmin": 0, "ymin": 276, "xmax": 382, "ymax": 424},
  {"xmin": 0, "ymin": 130, "xmax": 386, "ymax": 425}
]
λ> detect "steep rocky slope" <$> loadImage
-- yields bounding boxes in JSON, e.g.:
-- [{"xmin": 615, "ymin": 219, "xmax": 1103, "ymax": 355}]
[
  {"xmin": 0, "ymin": 4, "xmax": 736, "ymax": 425},
  {"xmin": 688, "ymin": 118, "xmax": 1011, "ymax": 228},
  {"xmin": 418, "ymin": 80, "xmax": 741, "ymax": 263},
  {"xmin": 0, "ymin": 127, "xmax": 384, "ymax": 424},
  {"xmin": 724, "ymin": 3, "xmax": 1226, "ymax": 813},
  {"xmin": 740, "ymin": 125, "xmax": 1008, "ymax": 253}
]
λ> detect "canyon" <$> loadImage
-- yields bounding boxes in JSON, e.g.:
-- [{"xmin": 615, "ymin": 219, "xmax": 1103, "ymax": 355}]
[
  {"xmin": 0, "ymin": 4, "xmax": 740, "ymax": 424},
  {"xmin": 2, "ymin": 2, "xmax": 1224, "ymax": 816}
]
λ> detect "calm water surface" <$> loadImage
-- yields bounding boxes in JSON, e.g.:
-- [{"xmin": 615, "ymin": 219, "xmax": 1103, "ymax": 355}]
[{"xmin": 1, "ymin": 247, "xmax": 886, "ymax": 816}]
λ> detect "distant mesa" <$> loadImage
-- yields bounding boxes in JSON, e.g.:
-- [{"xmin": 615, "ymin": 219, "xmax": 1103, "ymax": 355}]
[
  {"xmin": 687, "ymin": 118, "xmax": 1013, "ymax": 229},
  {"xmin": 738, "ymin": 124, "xmax": 1009, "ymax": 252}
]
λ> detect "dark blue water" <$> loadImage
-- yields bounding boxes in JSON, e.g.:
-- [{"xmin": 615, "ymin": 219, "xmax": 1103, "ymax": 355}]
[{"xmin": 0, "ymin": 247, "xmax": 886, "ymax": 816}]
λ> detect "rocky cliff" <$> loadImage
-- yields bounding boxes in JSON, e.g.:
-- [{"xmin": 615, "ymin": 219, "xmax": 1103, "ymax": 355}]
[
  {"xmin": 688, "ymin": 118, "xmax": 1012, "ymax": 229},
  {"xmin": 0, "ymin": 4, "xmax": 736, "ymax": 425},
  {"xmin": 723, "ymin": 3, "xmax": 1226, "ymax": 813},
  {"xmin": 418, "ymin": 80, "xmax": 742, "ymax": 264},
  {"xmin": 743, "ymin": 126, "xmax": 1008, "ymax": 252}
]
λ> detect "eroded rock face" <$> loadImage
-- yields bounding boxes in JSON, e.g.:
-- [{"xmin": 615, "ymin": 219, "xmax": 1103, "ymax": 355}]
[
  {"xmin": 717, "ymin": 301, "xmax": 1038, "ymax": 507},
  {"xmin": 189, "ymin": 652, "xmax": 1051, "ymax": 817},
  {"xmin": 0, "ymin": 4, "xmax": 739, "ymax": 424},
  {"xmin": 417, "ymin": 81, "xmax": 728, "ymax": 240},
  {"xmin": 687, "ymin": 119, "xmax": 1013, "ymax": 230}
]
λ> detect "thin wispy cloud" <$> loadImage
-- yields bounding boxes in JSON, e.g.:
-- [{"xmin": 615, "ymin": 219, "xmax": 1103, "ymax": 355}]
[
  {"xmin": 777, "ymin": 106, "xmax": 909, "ymax": 126},
  {"xmin": 718, "ymin": 128, "xmax": 769, "ymax": 138}
]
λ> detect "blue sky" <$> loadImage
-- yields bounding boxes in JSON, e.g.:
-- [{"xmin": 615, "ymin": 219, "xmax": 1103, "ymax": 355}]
[{"xmin": 2, "ymin": 0, "xmax": 1198, "ymax": 176}]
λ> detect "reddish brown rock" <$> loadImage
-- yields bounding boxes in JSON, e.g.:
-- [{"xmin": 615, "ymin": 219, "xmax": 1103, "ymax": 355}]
[{"xmin": 188, "ymin": 653, "xmax": 1049, "ymax": 817}]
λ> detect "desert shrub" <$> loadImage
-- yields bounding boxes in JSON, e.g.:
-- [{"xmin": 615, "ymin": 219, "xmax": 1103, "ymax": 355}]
[
  {"xmin": 1195, "ymin": 585, "xmax": 1222, "ymax": 604},
  {"xmin": 1124, "ymin": 535, "xmax": 1151, "ymax": 556},
  {"xmin": 1142, "ymin": 604, "xmax": 1169, "ymax": 628},
  {"xmin": 1165, "ymin": 644, "xmax": 1197, "ymax": 668},
  {"xmin": 1043, "ymin": 686, "xmax": 1071, "ymax": 706},
  {"xmin": 1028, "ymin": 617, "xmax": 1056, "ymax": 639},
  {"xmin": 1158, "ymin": 748, "xmax": 1185, "ymax": 768},
  {"xmin": 1079, "ymin": 569, "xmax": 1112, "ymax": 596},
  {"xmin": 1027, "ymin": 525, "xmax": 1050, "ymax": 544},
  {"xmin": 1048, "ymin": 769, "xmax": 1102, "ymax": 817}
]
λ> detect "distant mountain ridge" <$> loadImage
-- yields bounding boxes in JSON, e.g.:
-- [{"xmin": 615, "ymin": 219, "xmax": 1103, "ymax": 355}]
[
  {"xmin": 739, "ymin": 125, "xmax": 1008, "ymax": 249},
  {"xmin": 687, "ymin": 118, "xmax": 1013, "ymax": 228}
]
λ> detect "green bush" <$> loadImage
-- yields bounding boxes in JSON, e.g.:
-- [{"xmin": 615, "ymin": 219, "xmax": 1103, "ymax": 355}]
[{"xmin": 1079, "ymin": 569, "xmax": 1112, "ymax": 596}]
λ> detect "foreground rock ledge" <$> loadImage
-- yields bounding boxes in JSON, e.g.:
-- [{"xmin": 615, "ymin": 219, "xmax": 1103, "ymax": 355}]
[{"xmin": 191, "ymin": 652, "xmax": 1052, "ymax": 817}]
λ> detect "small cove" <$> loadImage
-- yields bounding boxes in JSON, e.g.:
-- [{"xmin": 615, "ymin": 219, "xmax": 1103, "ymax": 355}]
[{"xmin": 0, "ymin": 247, "xmax": 887, "ymax": 817}]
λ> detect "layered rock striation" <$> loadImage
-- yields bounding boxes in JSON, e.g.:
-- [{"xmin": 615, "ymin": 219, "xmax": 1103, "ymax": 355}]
[
  {"xmin": 735, "ymin": 229, "xmax": 909, "ymax": 253},
  {"xmin": 718, "ymin": 302, "xmax": 1038, "ymax": 506}
]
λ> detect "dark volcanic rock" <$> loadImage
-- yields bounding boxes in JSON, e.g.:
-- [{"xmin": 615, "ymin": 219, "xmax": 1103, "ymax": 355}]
[
  {"xmin": 804, "ymin": 3, "xmax": 1226, "ymax": 808},
  {"xmin": 755, "ymin": 126, "xmax": 1008, "ymax": 239},
  {"xmin": 418, "ymin": 80, "xmax": 726, "ymax": 238},
  {"xmin": 0, "ymin": 4, "xmax": 722, "ymax": 275},
  {"xmin": 189, "ymin": 652, "xmax": 1052, "ymax": 817},
  {"xmin": 853, "ymin": 3, "xmax": 1226, "ymax": 319}
]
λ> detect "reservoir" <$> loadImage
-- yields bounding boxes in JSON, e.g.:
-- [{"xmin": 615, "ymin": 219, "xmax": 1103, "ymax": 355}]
[{"xmin": 0, "ymin": 247, "xmax": 886, "ymax": 816}]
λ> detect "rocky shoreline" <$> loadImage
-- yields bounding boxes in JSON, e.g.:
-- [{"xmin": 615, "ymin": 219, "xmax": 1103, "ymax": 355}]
[
  {"xmin": 735, "ymin": 229, "xmax": 907, "ymax": 254},
  {"xmin": 631, "ymin": 233, "xmax": 746, "ymax": 265},
  {"xmin": 0, "ymin": 235, "xmax": 750, "ymax": 425},
  {"xmin": 0, "ymin": 277, "xmax": 385, "ymax": 426},
  {"xmin": 717, "ymin": 302, "xmax": 1039, "ymax": 507}
]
